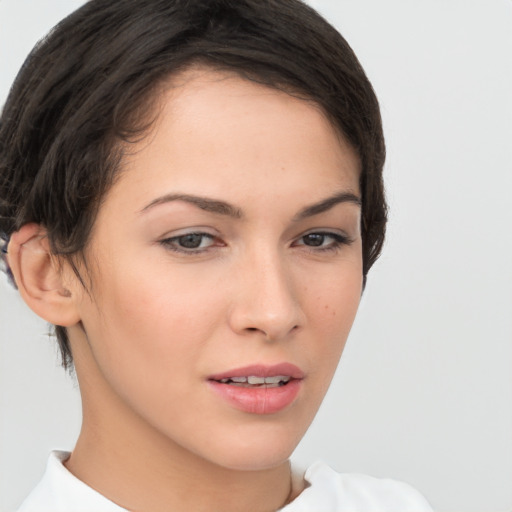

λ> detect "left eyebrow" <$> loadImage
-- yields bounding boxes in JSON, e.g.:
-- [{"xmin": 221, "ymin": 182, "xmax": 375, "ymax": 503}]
[{"xmin": 293, "ymin": 191, "xmax": 361, "ymax": 222}]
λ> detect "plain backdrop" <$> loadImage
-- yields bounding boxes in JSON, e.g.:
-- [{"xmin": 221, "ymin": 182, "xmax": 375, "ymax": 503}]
[{"xmin": 1, "ymin": 1, "xmax": 511, "ymax": 511}]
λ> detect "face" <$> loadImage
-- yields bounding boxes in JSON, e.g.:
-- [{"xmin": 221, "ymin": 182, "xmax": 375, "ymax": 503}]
[{"xmin": 70, "ymin": 68, "xmax": 363, "ymax": 471}]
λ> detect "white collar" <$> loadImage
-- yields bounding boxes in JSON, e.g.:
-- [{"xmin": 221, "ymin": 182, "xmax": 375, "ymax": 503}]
[{"xmin": 18, "ymin": 451, "xmax": 126, "ymax": 511}]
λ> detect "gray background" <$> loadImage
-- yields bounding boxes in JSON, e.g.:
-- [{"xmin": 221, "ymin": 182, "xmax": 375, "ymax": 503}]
[{"xmin": 1, "ymin": 1, "xmax": 511, "ymax": 511}]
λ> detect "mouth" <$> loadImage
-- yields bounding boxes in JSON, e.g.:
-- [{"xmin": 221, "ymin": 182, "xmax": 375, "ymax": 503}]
[
  {"xmin": 214, "ymin": 375, "xmax": 292, "ymax": 388},
  {"xmin": 207, "ymin": 363, "xmax": 304, "ymax": 414},
  {"xmin": 208, "ymin": 363, "xmax": 304, "ymax": 386}
]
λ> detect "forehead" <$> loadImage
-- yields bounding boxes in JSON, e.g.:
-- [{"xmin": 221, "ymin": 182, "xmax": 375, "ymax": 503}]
[{"xmin": 107, "ymin": 67, "xmax": 361, "ymax": 215}]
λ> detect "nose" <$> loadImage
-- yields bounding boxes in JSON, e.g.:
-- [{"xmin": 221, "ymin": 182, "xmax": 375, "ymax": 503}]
[{"xmin": 228, "ymin": 250, "xmax": 305, "ymax": 342}]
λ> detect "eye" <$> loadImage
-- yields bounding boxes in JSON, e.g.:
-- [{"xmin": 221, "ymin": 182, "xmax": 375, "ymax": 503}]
[
  {"xmin": 294, "ymin": 231, "xmax": 352, "ymax": 252},
  {"xmin": 160, "ymin": 232, "xmax": 218, "ymax": 253},
  {"xmin": 302, "ymin": 233, "xmax": 329, "ymax": 247}
]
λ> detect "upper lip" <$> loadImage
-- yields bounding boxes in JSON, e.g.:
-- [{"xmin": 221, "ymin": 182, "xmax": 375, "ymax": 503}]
[{"xmin": 208, "ymin": 363, "xmax": 305, "ymax": 381}]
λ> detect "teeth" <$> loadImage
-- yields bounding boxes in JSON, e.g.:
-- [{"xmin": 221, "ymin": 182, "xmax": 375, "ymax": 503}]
[
  {"xmin": 247, "ymin": 376, "xmax": 265, "ymax": 385},
  {"xmin": 218, "ymin": 375, "xmax": 291, "ymax": 385},
  {"xmin": 230, "ymin": 377, "xmax": 248, "ymax": 383},
  {"xmin": 264, "ymin": 375, "xmax": 291, "ymax": 384}
]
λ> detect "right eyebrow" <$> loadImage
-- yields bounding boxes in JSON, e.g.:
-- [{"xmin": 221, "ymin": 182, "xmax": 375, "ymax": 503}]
[{"xmin": 139, "ymin": 193, "xmax": 243, "ymax": 219}]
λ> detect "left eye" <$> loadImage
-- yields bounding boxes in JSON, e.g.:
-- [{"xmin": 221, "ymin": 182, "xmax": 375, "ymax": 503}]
[
  {"xmin": 295, "ymin": 232, "xmax": 350, "ymax": 250},
  {"xmin": 160, "ymin": 232, "xmax": 216, "ymax": 252},
  {"xmin": 302, "ymin": 233, "xmax": 329, "ymax": 247}
]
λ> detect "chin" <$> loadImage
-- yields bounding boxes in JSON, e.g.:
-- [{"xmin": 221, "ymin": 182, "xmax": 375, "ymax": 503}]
[
  {"xmin": 211, "ymin": 447, "xmax": 293, "ymax": 472},
  {"xmin": 197, "ymin": 422, "xmax": 304, "ymax": 472}
]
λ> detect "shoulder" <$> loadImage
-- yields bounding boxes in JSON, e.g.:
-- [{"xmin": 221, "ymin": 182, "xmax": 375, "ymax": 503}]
[{"xmin": 283, "ymin": 462, "xmax": 433, "ymax": 512}]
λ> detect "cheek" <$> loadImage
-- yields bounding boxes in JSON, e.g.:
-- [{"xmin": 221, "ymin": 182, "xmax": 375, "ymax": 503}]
[
  {"xmin": 87, "ymin": 270, "xmax": 217, "ymax": 366},
  {"xmin": 77, "ymin": 256, "xmax": 234, "ymax": 417},
  {"xmin": 307, "ymin": 260, "xmax": 362, "ymax": 326},
  {"xmin": 304, "ymin": 267, "xmax": 362, "ymax": 377},
  {"xmin": 77, "ymin": 272, "xmax": 211, "ymax": 426}
]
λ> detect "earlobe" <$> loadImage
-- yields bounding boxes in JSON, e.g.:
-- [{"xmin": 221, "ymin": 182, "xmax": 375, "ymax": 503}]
[{"xmin": 7, "ymin": 223, "xmax": 81, "ymax": 327}]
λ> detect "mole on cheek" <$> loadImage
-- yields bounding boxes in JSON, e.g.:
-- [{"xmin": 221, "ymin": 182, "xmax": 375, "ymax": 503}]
[{"xmin": 324, "ymin": 304, "xmax": 336, "ymax": 317}]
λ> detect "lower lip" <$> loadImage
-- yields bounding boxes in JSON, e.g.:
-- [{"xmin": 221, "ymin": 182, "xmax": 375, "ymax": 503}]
[{"xmin": 208, "ymin": 380, "xmax": 302, "ymax": 414}]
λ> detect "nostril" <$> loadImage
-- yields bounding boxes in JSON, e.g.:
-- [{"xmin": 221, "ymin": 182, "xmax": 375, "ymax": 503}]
[{"xmin": 243, "ymin": 324, "xmax": 300, "ymax": 341}]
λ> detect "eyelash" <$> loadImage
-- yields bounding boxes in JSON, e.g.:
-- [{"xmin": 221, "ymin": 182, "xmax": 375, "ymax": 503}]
[{"xmin": 159, "ymin": 231, "xmax": 353, "ymax": 255}]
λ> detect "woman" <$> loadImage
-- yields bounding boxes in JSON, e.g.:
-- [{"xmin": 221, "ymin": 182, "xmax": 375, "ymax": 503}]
[{"xmin": 0, "ymin": 0, "xmax": 432, "ymax": 510}]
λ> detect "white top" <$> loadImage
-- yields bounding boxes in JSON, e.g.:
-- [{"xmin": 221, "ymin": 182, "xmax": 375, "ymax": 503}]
[{"xmin": 18, "ymin": 451, "xmax": 433, "ymax": 512}]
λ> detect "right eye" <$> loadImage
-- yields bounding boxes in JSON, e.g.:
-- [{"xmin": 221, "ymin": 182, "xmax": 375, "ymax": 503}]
[{"xmin": 159, "ymin": 232, "xmax": 217, "ymax": 253}]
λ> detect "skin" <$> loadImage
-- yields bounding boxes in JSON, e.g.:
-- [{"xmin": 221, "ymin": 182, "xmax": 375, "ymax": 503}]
[{"xmin": 13, "ymin": 68, "xmax": 364, "ymax": 512}]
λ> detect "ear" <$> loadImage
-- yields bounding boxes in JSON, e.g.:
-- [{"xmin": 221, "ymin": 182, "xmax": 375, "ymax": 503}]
[{"xmin": 7, "ymin": 223, "xmax": 81, "ymax": 327}]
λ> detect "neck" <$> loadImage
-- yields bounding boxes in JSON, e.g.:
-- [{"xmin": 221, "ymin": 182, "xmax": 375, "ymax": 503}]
[{"xmin": 67, "ymin": 427, "xmax": 293, "ymax": 512}]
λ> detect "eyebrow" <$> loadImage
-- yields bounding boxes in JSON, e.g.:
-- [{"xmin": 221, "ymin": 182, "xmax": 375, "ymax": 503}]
[
  {"xmin": 140, "ymin": 190, "xmax": 361, "ymax": 220},
  {"xmin": 140, "ymin": 193, "xmax": 243, "ymax": 218},
  {"xmin": 292, "ymin": 191, "xmax": 361, "ymax": 221}
]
